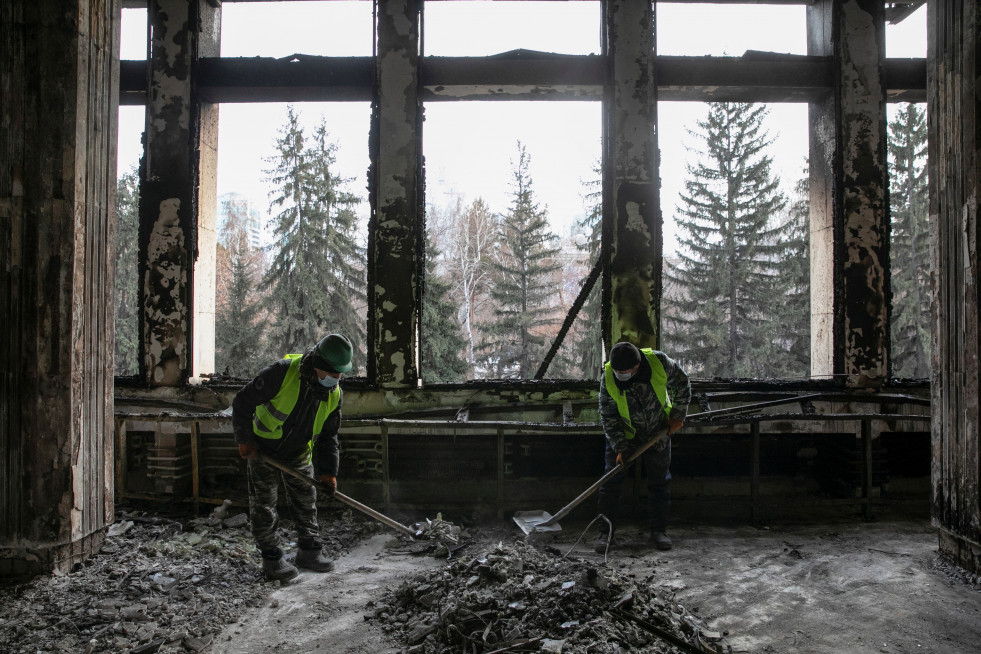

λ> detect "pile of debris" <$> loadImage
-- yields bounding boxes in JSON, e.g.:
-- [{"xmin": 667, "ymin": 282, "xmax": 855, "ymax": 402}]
[
  {"xmin": 0, "ymin": 505, "xmax": 376, "ymax": 654},
  {"xmin": 367, "ymin": 539, "xmax": 732, "ymax": 654}
]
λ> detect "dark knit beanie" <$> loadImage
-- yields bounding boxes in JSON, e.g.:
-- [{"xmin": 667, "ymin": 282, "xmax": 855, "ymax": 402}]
[{"xmin": 610, "ymin": 342, "xmax": 642, "ymax": 371}]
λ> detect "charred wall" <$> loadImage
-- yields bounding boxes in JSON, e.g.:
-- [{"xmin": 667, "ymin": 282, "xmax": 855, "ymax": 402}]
[{"xmin": 1, "ymin": 0, "xmax": 118, "ymax": 575}]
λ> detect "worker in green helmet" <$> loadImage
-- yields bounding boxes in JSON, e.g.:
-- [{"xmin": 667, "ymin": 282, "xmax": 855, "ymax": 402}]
[
  {"xmin": 594, "ymin": 341, "xmax": 691, "ymax": 553},
  {"xmin": 232, "ymin": 334, "xmax": 353, "ymax": 582}
]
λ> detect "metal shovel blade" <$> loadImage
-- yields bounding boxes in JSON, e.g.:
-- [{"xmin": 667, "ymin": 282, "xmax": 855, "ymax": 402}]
[{"xmin": 513, "ymin": 510, "xmax": 562, "ymax": 535}]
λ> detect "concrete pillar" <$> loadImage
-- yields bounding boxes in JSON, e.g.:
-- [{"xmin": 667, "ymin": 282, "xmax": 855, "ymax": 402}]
[
  {"xmin": 807, "ymin": 0, "xmax": 890, "ymax": 385},
  {"xmin": 140, "ymin": 0, "xmax": 219, "ymax": 386},
  {"xmin": 602, "ymin": 0, "xmax": 661, "ymax": 351},
  {"xmin": 370, "ymin": 0, "xmax": 423, "ymax": 388},
  {"xmin": 0, "ymin": 0, "xmax": 119, "ymax": 575},
  {"xmin": 928, "ymin": 0, "xmax": 981, "ymax": 575}
]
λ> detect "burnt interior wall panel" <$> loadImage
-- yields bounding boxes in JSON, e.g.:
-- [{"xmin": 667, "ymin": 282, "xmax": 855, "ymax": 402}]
[
  {"xmin": 808, "ymin": 0, "xmax": 891, "ymax": 386},
  {"xmin": 370, "ymin": 0, "xmax": 423, "ymax": 388},
  {"xmin": 0, "ymin": 0, "xmax": 119, "ymax": 576},
  {"xmin": 603, "ymin": 0, "xmax": 661, "ymax": 350},
  {"xmin": 139, "ymin": 0, "xmax": 220, "ymax": 386},
  {"xmin": 928, "ymin": 0, "xmax": 981, "ymax": 574}
]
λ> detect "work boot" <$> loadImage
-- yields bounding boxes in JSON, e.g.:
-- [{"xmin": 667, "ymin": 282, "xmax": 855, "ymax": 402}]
[
  {"xmin": 649, "ymin": 531, "xmax": 673, "ymax": 551},
  {"xmin": 261, "ymin": 551, "xmax": 299, "ymax": 582},
  {"xmin": 295, "ymin": 547, "xmax": 335, "ymax": 572}
]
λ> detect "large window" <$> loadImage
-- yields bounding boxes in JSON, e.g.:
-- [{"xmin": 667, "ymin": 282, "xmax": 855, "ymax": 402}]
[
  {"xmin": 220, "ymin": 1, "xmax": 373, "ymax": 58},
  {"xmin": 659, "ymin": 101, "xmax": 810, "ymax": 380},
  {"xmin": 423, "ymin": 101, "xmax": 601, "ymax": 381},
  {"xmin": 213, "ymin": 102, "xmax": 371, "ymax": 379},
  {"xmin": 657, "ymin": 3, "xmax": 806, "ymax": 56},
  {"xmin": 424, "ymin": 0, "xmax": 599, "ymax": 56},
  {"xmin": 114, "ymin": 106, "xmax": 145, "ymax": 377},
  {"xmin": 887, "ymin": 102, "xmax": 929, "ymax": 379}
]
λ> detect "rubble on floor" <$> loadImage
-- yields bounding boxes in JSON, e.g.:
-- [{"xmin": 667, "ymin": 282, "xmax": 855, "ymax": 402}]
[
  {"xmin": 0, "ymin": 505, "xmax": 377, "ymax": 654},
  {"xmin": 367, "ymin": 538, "xmax": 733, "ymax": 654}
]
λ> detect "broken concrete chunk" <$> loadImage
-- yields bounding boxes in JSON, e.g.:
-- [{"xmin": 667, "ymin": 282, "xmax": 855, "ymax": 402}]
[
  {"xmin": 107, "ymin": 521, "xmax": 134, "ymax": 537},
  {"xmin": 223, "ymin": 513, "xmax": 249, "ymax": 529},
  {"xmin": 542, "ymin": 638, "xmax": 565, "ymax": 653}
]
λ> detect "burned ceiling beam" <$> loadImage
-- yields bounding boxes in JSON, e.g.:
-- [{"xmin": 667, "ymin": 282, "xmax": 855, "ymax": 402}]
[{"xmin": 118, "ymin": 54, "xmax": 925, "ymax": 104}]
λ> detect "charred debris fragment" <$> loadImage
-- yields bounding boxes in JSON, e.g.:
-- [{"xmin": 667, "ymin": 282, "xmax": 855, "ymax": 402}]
[{"xmin": 368, "ymin": 538, "xmax": 731, "ymax": 654}]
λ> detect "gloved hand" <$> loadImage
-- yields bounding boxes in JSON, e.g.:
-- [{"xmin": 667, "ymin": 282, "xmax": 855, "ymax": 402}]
[
  {"xmin": 615, "ymin": 452, "xmax": 626, "ymax": 467},
  {"xmin": 667, "ymin": 418, "xmax": 684, "ymax": 435},
  {"xmin": 320, "ymin": 475, "xmax": 337, "ymax": 496},
  {"xmin": 238, "ymin": 442, "xmax": 258, "ymax": 459}
]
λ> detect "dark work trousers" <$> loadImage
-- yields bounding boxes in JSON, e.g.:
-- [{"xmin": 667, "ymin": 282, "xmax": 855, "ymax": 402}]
[
  {"xmin": 596, "ymin": 437, "xmax": 672, "ymax": 535},
  {"xmin": 247, "ymin": 452, "xmax": 321, "ymax": 555}
]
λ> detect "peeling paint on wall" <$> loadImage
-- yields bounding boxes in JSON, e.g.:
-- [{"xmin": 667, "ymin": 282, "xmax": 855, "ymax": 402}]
[{"xmin": 144, "ymin": 198, "xmax": 188, "ymax": 384}]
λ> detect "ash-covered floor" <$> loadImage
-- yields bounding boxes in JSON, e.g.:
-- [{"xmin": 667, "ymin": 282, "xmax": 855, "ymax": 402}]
[{"xmin": 2, "ymin": 507, "xmax": 978, "ymax": 654}]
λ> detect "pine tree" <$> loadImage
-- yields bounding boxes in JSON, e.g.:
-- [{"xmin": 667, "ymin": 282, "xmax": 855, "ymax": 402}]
[
  {"xmin": 888, "ymin": 103, "xmax": 930, "ymax": 379},
  {"xmin": 262, "ymin": 108, "xmax": 366, "ymax": 368},
  {"xmin": 114, "ymin": 168, "xmax": 140, "ymax": 376},
  {"xmin": 215, "ymin": 199, "xmax": 267, "ymax": 378},
  {"xmin": 478, "ymin": 144, "xmax": 562, "ymax": 378},
  {"xmin": 663, "ymin": 102, "xmax": 791, "ymax": 379},
  {"xmin": 421, "ymin": 229, "xmax": 469, "ymax": 382}
]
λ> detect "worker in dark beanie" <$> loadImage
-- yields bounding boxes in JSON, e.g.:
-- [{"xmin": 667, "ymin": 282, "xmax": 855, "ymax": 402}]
[
  {"xmin": 232, "ymin": 334, "xmax": 353, "ymax": 581},
  {"xmin": 595, "ymin": 341, "xmax": 691, "ymax": 552}
]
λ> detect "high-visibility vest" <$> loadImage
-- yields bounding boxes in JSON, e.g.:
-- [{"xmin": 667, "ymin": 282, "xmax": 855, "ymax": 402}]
[
  {"xmin": 252, "ymin": 354, "xmax": 340, "ymax": 447},
  {"xmin": 603, "ymin": 348, "xmax": 671, "ymax": 440}
]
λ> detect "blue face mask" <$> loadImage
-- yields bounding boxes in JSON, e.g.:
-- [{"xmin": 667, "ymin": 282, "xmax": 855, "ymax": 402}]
[
  {"xmin": 613, "ymin": 370, "xmax": 634, "ymax": 382},
  {"xmin": 319, "ymin": 374, "xmax": 340, "ymax": 388}
]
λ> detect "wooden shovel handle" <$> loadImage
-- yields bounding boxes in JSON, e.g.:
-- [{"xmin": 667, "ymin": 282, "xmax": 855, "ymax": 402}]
[
  {"xmin": 541, "ymin": 429, "xmax": 668, "ymax": 527},
  {"xmin": 257, "ymin": 453, "xmax": 417, "ymax": 538}
]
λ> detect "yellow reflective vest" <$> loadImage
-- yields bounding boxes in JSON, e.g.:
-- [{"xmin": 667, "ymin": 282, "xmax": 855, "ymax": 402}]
[
  {"xmin": 603, "ymin": 348, "xmax": 671, "ymax": 440},
  {"xmin": 252, "ymin": 354, "xmax": 340, "ymax": 446}
]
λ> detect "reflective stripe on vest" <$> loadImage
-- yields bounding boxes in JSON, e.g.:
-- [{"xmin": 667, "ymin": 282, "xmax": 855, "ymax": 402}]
[
  {"xmin": 253, "ymin": 354, "xmax": 340, "ymax": 441},
  {"xmin": 603, "ymin": 348, "xmax": 671, "ymax": 440}
]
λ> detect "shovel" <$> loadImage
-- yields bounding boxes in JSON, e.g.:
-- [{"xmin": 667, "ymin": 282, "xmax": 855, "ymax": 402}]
[
  {"xmin": 511, "ymin": 394, "xmax": 821, "ymax": 535},
  {"xmin": 513, "ymin": 429, "xmax": 668, "ymax": 536},
  {"xmin": 256, "ymin": 453, "xmax": 419, "ymax": 538}
]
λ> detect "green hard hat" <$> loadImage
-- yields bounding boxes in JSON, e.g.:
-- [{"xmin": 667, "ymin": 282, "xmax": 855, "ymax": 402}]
[{"xmin": 314, "ymin": 334, "xmax": 353, "ymax": 373}]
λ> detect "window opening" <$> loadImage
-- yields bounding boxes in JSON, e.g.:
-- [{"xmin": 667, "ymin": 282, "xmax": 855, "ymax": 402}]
[
  {"xmin": 885, "ymin": 3, "xmax": 926, "ymax": 59},
  {"xmin": 213, "ymin": 102, "xmax": 371, "ymax": 379},
  {"xmin": 659, "ymin": 101, "xmax": 810, "ymax": 380},
  {"xmin": 220, "ymin": 1, "xmax": 373, "ymax": 58},
  {"xmin": 115, "ymin": 105, "xmax": 145, "ymax": 377},
  {"xmin": 887, "ymin": 102, "xmax": 929, "ymax": 380},
  {"xmin": 422, "ymin": 101, "xmax": 601, "ymax": 381},
  {"xmin": 423, "ymin": 0, "xmax": 599, "ymax": 56},
  {"xmin": 120, "ymin": 6, "xmax": 148, "ymax": 60},
  {"xmin": 657, "ymin": 3, "xmax": 806, "ymax": 57}
]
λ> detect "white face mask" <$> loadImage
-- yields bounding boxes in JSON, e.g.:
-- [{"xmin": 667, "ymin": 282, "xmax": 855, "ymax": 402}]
[
  {"xmin": 613, "ymin": 370, "xmax": 634, "ymax": 382},
  {"xmin": 318, "ymin": 374, "xmax": 339, "ymax": 388}
]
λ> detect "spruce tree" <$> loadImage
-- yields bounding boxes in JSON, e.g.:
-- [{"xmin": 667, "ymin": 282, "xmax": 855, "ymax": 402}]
[
  {"xmin": 663, "ymin": 102, "xmax": 790, "ymax": 378},
  {"xmin": 775, "ymin": 166, "xmax": 811, "ymax": 377},
  {"xmin": 888, "ymin": 103, "xmax": 930, "ymax": 379},
  {"xmin": 421, "ymin": 230, "xmax": 469, "ymax": 382},
  {"xmin": 262, "ymin": 108, "xmax": 366, "ymax": 369},
  {"xmin": 478, "ymin": 144, "xmax": 562, "ymax": 378},
  {"xmin": 114, "ymin": 168, "xmax": 141, "ymax": 376}
]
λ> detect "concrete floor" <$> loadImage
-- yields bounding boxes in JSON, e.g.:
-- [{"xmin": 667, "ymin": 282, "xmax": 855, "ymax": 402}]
[{"xmin": 213, "ymin": 514, "xmax": 980, "ymax": 654}]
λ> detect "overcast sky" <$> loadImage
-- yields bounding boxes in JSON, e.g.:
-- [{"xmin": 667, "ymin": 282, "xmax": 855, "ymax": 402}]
[{"xmin": 118, "ymin": 2, "xmax": 926, "ymax": 253}]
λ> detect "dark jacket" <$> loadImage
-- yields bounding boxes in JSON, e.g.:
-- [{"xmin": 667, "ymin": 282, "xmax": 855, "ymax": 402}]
[
  {"xmin": 598, "ymin": 350, "xmax": 691, "ymax": 454},
  {"xmin": 232, "ymin": 353, "xmax": 341, "ymax": 477}
]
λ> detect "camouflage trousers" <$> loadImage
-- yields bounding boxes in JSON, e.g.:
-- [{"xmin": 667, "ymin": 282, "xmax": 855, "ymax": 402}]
[{"xmin": 247, "ymin": 452, "xmax": 321, "ymax": 555}]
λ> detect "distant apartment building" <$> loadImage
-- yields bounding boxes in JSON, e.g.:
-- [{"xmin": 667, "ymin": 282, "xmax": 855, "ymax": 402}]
[{"xmin": 217, "ymin": 192, "xmax": 265, "ymax": 249}]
